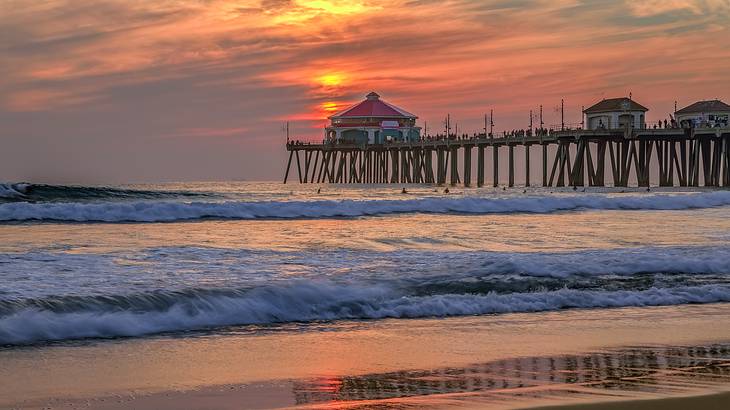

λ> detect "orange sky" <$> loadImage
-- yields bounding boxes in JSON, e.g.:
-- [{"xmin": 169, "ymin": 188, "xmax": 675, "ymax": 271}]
[{"xmin": 1, "ymin": 0, "xmax": 730, "ymax": 182}]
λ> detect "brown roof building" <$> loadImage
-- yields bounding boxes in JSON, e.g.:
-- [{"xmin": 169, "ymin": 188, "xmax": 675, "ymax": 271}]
[
  {"xmin": 675, "ymin": 100, "xmax": 730, "ymax": 128},
  {"xmin": 583, "ymin": 97, "xmax": 648, "ymax": 130}
]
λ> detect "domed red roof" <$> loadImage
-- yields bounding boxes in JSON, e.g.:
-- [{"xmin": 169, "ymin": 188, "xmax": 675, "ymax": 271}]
[{"xmin": 330, "ymin": 92, "xmax": 417, "ymax": 119}]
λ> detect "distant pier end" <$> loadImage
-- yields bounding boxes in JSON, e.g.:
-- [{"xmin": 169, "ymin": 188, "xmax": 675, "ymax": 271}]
[{"xmin": 284, "ymin": 95, "xmax": 730, "ymax": 188}]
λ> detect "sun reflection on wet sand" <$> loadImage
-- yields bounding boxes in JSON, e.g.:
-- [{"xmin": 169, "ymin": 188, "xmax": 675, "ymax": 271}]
[{"xmin": 290, "ymin": 344, "xmax": 730, "ymax": 408}]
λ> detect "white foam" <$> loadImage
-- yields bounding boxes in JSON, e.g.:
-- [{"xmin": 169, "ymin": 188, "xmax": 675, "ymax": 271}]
[
  {"xmin": 3, "ymin": 246, "xmax": 728, "ymax": 301},
  {"xmin": 2, "ymin": 191, "xmax": 730, "ymax": 222},
  {"xmin": 1, "ymin": 282, "xmax": 729, "ymax": 345},
  {"xmin": 473, "ymin": 246, "xmax": 730, "ymax": 278}
]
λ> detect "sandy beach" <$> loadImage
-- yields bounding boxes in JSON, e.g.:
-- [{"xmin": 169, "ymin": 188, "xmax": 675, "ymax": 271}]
[{"xmin": 4, "ymin": 303, "xmax": 729, "ymax": 409}]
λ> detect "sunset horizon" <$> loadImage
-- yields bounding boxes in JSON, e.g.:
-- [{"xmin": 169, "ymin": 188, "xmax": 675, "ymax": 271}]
[{"xmin": 3, "ymin": 0, "xmax": 730, "ymax": 183}]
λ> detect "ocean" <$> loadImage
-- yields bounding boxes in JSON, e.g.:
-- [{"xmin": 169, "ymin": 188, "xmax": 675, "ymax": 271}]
[{"xmin": 2, "ymin": 181, "xmax": 730, "ymax": 347}]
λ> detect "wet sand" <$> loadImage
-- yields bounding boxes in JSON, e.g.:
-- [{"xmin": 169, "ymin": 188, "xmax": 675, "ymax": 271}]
[
  {"xmin": 22, "ymin": 385, "xmax": 730, "ymax": 410},
  {"xmin": 3, "ymin": 304, "xmax": 730, "ymax": 409},
  {"xmin": 530, "ymin": 391, "xmax": 730, "ymax": 410}
]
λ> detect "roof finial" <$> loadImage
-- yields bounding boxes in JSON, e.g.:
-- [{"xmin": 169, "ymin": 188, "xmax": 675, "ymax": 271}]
[{"xmin": 366, "ymin": 92, "xmax": 380, "ymax": 101}]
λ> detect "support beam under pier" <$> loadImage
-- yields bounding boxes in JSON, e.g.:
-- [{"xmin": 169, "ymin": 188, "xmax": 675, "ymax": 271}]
[
  {"xmin": 493, "ymin": 145, "xmax": 500, "ymax": 187},
  {"xmin": 477, "ymin": 145, "xmax": 485, "ymax": 187}
]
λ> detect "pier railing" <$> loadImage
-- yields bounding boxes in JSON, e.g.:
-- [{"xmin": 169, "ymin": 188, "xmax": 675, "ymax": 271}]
[{"xmin": 284, "ymin": 127, "xmax": 730, "ymax": 188}]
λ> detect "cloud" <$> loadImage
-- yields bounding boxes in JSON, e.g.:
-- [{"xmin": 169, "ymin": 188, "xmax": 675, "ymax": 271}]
[
  {"xmin": 1, "ymin": 0, "xmax": 729, "ymax": 182},
  {"xmin": 627, "ymin": 0, "xmax": 730, "ymax": 17}
]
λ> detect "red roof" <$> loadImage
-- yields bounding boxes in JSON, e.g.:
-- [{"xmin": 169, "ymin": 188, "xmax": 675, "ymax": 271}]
[{"xmin": 330, "ymin": 92, "xmax": 417, "ymax": 119}]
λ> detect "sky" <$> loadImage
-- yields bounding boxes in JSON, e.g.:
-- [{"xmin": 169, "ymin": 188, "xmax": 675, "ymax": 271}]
[{"xmin": 2, "ymin": 0, "xmax": 730, "ymax": 183}]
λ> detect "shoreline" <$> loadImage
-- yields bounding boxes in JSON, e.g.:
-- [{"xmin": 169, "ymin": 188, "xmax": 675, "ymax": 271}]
[
  {"xmin": 20, "ymin": 383, "xmax": 730, "ymax": 410},
  {"xmin": 3, "ymin": 304, "xmax": 729, "ymax": 409}
]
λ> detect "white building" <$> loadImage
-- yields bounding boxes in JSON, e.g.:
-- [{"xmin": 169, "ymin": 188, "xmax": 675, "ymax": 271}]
[
  {"xmin": 583, "ymin": 97, "xmax": 648, "ymax": 130},
  {"xmin": 675, "ymin": 100, "xmax": 730, "ymax": 128}
]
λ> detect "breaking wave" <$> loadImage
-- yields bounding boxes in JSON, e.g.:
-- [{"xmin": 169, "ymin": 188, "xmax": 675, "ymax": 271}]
[
  {"xmin": 2, "ymin": 282, "xmax": 729, "ymax": 345},
  {"xmin": 0, "ymin": 182, "xmax": 211, "ymax": 203},
  {"xmin": 0, "ymin": 183, "xmax": 30, "ymax": 200},
  {"xmin": 2, "ymin": 191, "xmax": 730, "ymax": 222}
]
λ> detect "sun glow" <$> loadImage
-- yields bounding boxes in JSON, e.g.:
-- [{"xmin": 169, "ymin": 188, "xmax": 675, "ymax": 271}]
[
  {"xmin": 321, "ymin": 102, "xmax": 340, "ymax": 112},
  {"xmin": 271, "ymin": 0, "xmax": 378, "ymax": 25},
  {"xmin": 297, "ymin": 0, "xmax": 370, "ymax": 15},
  {"xmin": 316, "ymin": 73, "xmax": 347, "ymax": 87}
]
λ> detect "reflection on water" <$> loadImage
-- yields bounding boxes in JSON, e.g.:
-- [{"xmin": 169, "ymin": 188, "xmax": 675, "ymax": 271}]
[{"xmin": 292, "ymin": 344, "xmax": 730, "ymax": 408}]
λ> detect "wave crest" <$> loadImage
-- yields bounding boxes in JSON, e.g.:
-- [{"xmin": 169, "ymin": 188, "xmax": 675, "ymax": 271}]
[
  {"xmin": 0, "ymin": 183, "xmax": 211, "ymax": 203},
  {"xmin": 2, "ymin": 282, "xmax": 729, "ymax": 345},
  {"xmin": 2, "ymin": 191, "xmax": 730, "ymax": 222}
]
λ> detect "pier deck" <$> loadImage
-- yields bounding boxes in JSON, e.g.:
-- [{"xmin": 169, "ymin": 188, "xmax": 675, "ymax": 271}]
[{"xmin": 284, "ymin": 128, "xmax": 730, "ymax": 188}]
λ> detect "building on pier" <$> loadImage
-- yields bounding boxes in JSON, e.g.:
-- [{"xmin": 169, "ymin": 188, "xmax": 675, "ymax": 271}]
[
  {"xmin": 583, "ymin": 97, "xmax": 648, "ymax": 130},
  {"xmin": 676, "ymin": 100, "xmax": 730, "ymax": 128},
  {"xmin": 326, "ymin": 92, "xmax": 421, "ymax": 144}
]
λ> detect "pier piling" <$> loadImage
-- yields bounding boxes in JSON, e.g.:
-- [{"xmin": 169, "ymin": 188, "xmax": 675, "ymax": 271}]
[
  {"xmin": 285, "ymin": 128, "xmax": 730, "ymax": 188},
  {"xmin": 508, "ymin": 145, "xmax": 515, "ymax": 187},
  {"xmin": 493, "ymin": 146, "xmax": 499, "ymax": 187}
]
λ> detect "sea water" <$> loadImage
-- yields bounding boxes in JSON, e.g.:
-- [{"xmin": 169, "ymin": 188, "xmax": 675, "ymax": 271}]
[{"xmin": 1, "ymin": 181, "xmax": 729, "ymax": 346}]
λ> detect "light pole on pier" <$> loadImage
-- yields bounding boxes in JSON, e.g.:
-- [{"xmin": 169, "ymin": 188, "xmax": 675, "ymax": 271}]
[{"xmin": 530, "ymin": 110, "xmax": 533, "ymax": 134}]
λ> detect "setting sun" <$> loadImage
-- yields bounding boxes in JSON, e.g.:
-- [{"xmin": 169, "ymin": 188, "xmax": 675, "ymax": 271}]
[
  {"xmin": 271, "ymin": 0, "xmax": 376, "ymax": 25},
  {"xmin": 298, "ymin": 0, "xmax": 371, "ymax": 15},
  {"xmin": 316, "ymin": 73, "xmax": 347, "ymax": 87}
]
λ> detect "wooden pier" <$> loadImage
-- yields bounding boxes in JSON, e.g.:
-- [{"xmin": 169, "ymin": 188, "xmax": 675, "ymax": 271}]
[{"xmin": 284, "ymin": 128, "xmax": 730, "ymax": 188}]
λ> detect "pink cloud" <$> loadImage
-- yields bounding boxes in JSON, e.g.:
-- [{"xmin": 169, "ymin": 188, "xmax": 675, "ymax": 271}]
[{"xmin": 1, "ymin": 0, "xmax": 730, "ymax": 181}]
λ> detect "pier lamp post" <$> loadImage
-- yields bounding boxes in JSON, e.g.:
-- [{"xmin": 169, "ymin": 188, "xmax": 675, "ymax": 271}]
[
  {"xmin": 530, "ymin": 110, "xmax": 533, "ymax": 135},
  {"xmin": 484, "ymin": 114, "xmax": 488, "ymax": 138}
]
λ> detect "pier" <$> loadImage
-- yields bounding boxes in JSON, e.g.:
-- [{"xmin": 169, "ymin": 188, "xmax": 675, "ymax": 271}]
[{"xmin": 284, "ymin": 127, "xmax": 730, "ymax": 188}]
